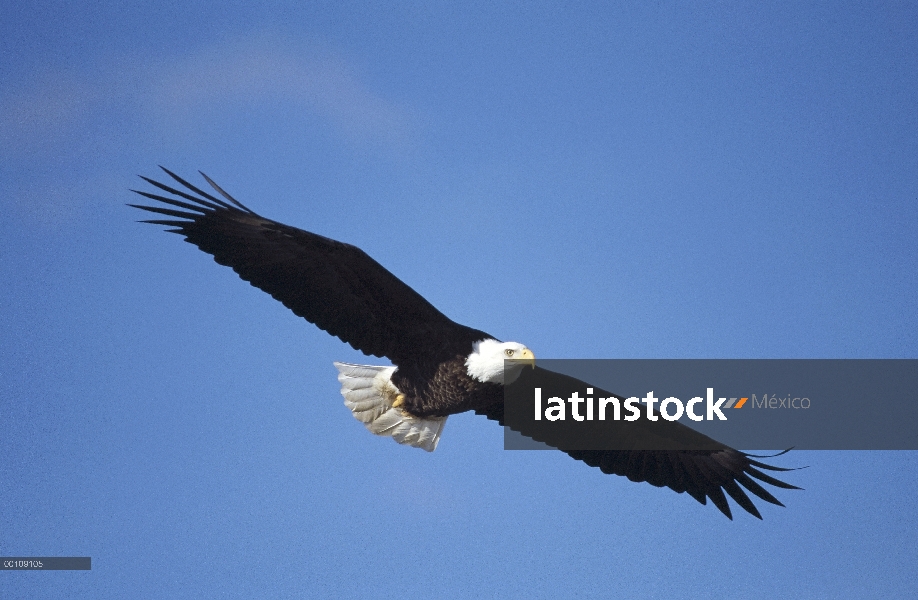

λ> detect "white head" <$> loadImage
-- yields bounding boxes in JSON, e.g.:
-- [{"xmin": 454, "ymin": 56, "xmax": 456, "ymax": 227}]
[{"xmin": 465, "ymin": 339, "xmax": 536, "ymax": 385}]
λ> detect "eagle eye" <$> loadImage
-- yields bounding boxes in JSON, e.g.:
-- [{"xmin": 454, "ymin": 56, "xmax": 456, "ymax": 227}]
[{"xmin": 504, "ymin": 349, "xmax": 515, "ymax": 357}]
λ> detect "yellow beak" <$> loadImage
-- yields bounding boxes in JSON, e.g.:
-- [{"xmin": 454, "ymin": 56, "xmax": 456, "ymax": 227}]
[{"xmin": 519, "ymin": 348, "xmax": 536, "ymax": 368}]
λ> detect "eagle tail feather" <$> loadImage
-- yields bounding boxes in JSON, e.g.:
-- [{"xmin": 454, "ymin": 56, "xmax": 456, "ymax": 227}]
[{"xmin": 333, "ymin": 362, "xmax": 446, "ymax": 452}]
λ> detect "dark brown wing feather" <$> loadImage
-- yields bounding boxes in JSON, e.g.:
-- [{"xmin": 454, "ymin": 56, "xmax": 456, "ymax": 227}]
[
  {"xmin": 477, "ymin": 366, "xmax": 801, "ymax": 520},
  {"xmin": 130, "ymin": 167, "xmax": 489, "ymax": 364}
]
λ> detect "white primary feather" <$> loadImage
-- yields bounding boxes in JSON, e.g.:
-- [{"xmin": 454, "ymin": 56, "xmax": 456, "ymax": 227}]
[{"xmin": 333, "ymin": 362, "xmax": 447, "ymax": 452}]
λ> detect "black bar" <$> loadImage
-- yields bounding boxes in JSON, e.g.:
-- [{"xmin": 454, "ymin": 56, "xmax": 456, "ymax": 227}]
[
  {"xmin": 504, "ymin": 359, "xmax": 918, "ymax": 450},
  {"xmin": 1, "ymin": 558, "xmax": 91, "ymax": 570}
]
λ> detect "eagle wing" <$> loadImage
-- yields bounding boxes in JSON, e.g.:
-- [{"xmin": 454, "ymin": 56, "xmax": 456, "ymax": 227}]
[
  {"xmin": 130, "ymin": 168, "xmax": 488, "ymax": 364},
  {"xmin": 477, "ymin": 366, "xmax": 801, "ymax": 520}
]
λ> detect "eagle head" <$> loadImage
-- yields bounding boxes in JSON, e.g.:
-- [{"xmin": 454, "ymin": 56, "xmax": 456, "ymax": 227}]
[{"xmin": 465, "ymin": 339, "xmax": 535, "ymax": 385}]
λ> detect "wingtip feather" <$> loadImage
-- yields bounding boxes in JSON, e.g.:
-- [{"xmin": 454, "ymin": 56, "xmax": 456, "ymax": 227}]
[{"xmin": 199, "ymin": 170, "xmax": 255, "ymax": 212}]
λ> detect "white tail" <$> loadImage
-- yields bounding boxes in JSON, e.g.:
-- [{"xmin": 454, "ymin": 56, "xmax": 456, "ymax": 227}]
[{"xmin": 333, "ymin": 362, "xmax": 446, "ymax": 452}]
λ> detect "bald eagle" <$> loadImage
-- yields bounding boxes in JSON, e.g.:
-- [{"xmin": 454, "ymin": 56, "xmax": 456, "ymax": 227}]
[{"xmin": 131, "ymin": 167, "xmax": 800, "ymax": 520}]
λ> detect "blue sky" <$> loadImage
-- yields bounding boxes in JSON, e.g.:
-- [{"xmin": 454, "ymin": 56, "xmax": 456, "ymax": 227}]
[{"xmin": 2, "ymin": 2, "xmax": 917, "ymax": 598}]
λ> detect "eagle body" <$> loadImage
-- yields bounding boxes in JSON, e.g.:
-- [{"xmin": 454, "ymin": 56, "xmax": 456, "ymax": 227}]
[
  {"xmin": 390, "ymin": 353, "xmax": 504, "ymax": 418},
  {"xmin": 131, "ymin": 168, "xmax": 800, "ymax": 520}
]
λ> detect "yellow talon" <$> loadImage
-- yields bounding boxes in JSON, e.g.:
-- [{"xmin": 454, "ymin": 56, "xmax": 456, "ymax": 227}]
[{"xmin": 392, "ymin": 394, "xmax": 405, "ymax": 408}]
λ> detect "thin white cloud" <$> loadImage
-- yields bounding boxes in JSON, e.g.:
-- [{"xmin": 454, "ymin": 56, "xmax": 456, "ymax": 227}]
[
  {"xmin": 0, "ymin": 33, "xmax": 413, "ymax": 159},
  {"xmin": 0, "ymin": 33, "xmax": 415, "ymax": 225},
  {"xmin": 147, "ymin": 34, "xmax": 412, "ymax": 147},
  {"xmin": 0, "ymin": 74, "xmax": 108, "ymax": 156}
]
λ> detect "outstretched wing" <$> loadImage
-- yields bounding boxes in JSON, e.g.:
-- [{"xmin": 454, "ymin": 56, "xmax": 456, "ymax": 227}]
[
  {"xmin": 478, "ymin": 366, "xmax": 802, "ymax": 520},
  {"xmin": 130, "ymin": 168, "xmax": 488, "ymax": 364}
]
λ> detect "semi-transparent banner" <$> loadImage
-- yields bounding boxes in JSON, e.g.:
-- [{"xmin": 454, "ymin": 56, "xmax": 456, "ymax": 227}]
[{"xmin": 503, "ymin": 360, "xmax": 918, "ymax": 450}]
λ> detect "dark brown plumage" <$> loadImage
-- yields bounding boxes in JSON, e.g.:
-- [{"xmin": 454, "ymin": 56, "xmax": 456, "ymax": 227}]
[
  {"xmin": 488, "ymin": 366, "xmax": 800, "ymax": 520},
  {"xmin": 130, "ymin": 167, "xmax": 487, "ymax": 365}
]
